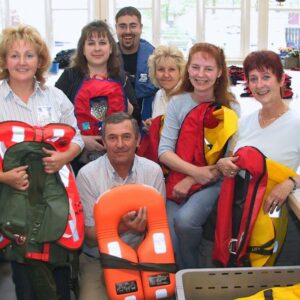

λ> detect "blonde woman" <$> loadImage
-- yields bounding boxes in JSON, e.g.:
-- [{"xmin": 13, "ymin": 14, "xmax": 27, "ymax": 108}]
[{"xmin": 143, "ymin": 45, "xmax": 186, "ymax": 130}]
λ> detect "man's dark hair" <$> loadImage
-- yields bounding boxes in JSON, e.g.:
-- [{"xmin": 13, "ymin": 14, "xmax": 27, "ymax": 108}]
[
  {"xmin": 115, "ymin": 6, "xmax": 142, "ymax": 24},
  {"xmin": 102, "ymin": 112, "xmax": 140, "ymax": 138}
]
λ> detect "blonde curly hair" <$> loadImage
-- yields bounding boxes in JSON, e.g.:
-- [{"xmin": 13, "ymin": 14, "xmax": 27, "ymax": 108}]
[
  {"xmin": 0, "ymin": 25, "xmax": 51, "ymax": 86},
  {"xmin": 148, "ymin": 45, "xmax": 186, "ymax": 89}
]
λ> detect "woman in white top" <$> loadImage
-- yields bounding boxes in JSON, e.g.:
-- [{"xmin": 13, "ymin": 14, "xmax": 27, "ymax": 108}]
[
  {"xmin": 142, "ymin": 45, "xmax": 186, "ymax": 130},
  {"xmin": 217, "ymin": 50, "xmax": 300, "ymax": 266}
]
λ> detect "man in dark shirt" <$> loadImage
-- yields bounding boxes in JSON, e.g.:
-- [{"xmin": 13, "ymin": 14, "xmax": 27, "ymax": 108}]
[{"xmin": 115, "ymin": 6, "xmax": 158, "ymax": 121}]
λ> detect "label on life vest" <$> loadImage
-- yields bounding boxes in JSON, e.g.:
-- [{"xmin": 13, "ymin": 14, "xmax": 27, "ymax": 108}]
[
  {"xmin": 148, "ymin": 273, "xmax": 170, "ymax": 287},
  {"xmin": 116, "ymin": 280, "xmax": 138, "ymax": 295}
]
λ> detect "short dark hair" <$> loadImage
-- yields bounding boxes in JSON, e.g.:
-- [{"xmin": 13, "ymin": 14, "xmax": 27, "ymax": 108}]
[
  {"xmin": 115, "ymin": 6, "xmax": 142, "ymax": 24},
  {"xmin": 102, "ymin": 112, "xmax": 139, "ymax": 138},
  {"xmin": 243, "ymin": 50, "xmax": 284, "ymax": 82}
]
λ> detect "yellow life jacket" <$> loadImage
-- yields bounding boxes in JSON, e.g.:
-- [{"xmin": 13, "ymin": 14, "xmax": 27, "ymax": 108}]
[
  {"xmin": 235, "ymin": 283, "xmax": 300, "ymax": 300},
  {"xmin": 249, "ymin": 159, "xmax": 296, "ymax": 266},
  {"xmin": 213, "ymin": 146, "xmax": 296, "ymax": 267}
]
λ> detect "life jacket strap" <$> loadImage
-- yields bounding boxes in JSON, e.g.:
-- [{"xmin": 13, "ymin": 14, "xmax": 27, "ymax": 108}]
[
  {"xmin": 25, "ymin": 243, "xmax": 50, "ymax": 261},
  {"xmin": 247, "ymin": 238, "xmax": 275, "ymax": 256},
  {"xmin": 100, "ymin": 252, "xmax": 177, "ymax": 273}
]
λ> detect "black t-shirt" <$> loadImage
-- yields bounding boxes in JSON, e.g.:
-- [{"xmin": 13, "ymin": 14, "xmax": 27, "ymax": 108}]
[{"xmin": 122, "ymin": 52, "xmax": 138, "ymax": 88}]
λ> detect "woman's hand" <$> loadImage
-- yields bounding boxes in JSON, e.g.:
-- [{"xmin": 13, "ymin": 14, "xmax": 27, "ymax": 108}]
[
  {"xmin": 82, "ymin": 135, "xmax": 104, "ymax": 152},
  {"xmin": 2, "ymin": 165, "xmax": 29, "ymax": 191},
  {"xmin": 192, "ymin": 165, "xmax": 220, "ymax": 185},
  {"xmin": 216, "ymin": 156, "xmax": 240, "ymax": 177},
  {"xmin": 127, "ymin": 100, "xmax": 133, "ymax": 114},
  {"xmin": 142, "ymin": 118, "xmax": 152, "ymax": 134},
  {"xmin": 263, "ymin": 179, "xmax": 294, "ymax": 214},
  {"xmin": 173, "ymin": 176, "xmax": 196, "ymax": 199},
  {"xmin": 42, "ymin": 147, "xmax": 69, "ymax": 173}
]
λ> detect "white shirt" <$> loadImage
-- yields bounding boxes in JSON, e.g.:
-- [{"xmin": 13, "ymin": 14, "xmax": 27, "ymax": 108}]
[
  {"xmin": 0, "ymin": 80, "xmax": 83, "ymax": 149},
  {"xmin": 234, "ymin": 109, "xmax": 300, "ymax": 170}
]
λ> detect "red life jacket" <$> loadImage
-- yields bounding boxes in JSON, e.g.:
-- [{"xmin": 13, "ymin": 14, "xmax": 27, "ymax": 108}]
[
  {"xmin": 166, "ymin": 102, "xmax": 238, "ymax": 203},
  {"xmin": 75, "ymin": 77, "xmax": 127, "ymax": 136},
  {"xmin": 0, "ymin": 121, "xmax": 84, "ymax": 261},
  {"xmin": 213, "ymin": 146, "xmax": 296, "ymax": 267},
  {"xmin": 94, "ymin": 184, "xmax": 176, "ymax": 300},
  {"xmin": 137, "ymin": 115, "xmax": 164, "ymax": 164}
]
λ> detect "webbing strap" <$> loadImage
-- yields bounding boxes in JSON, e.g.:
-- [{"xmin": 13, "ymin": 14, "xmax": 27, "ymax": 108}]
[
  {"xmin": 264, "ymin": 289, "xmax": 274, "ymax": 300},
  {"xmin": 100, "ymin": 252, "xmax": 177, "ymax": 273},
  {"xmin": 25, "ymin": 243, "xmax": 50, "ymax": 261},
  {"xmin": 247, "ymin": 238, "xmax": 275, "ymax": 256}
]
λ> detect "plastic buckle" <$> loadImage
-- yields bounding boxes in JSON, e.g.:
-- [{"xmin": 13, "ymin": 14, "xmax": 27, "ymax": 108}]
[{"xmin": 228, "ymin": 238, "xmax": 238, "ymax": 255}]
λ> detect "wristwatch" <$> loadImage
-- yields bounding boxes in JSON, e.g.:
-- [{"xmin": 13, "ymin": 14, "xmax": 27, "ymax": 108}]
[{"xmin": 288, "ymin": 176, "xmax": 298, "ymax": 192}]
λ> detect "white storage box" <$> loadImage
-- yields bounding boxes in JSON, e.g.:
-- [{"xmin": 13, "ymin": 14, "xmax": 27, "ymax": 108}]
[{"xmin": 176, "ymin": 266, "xmax": 300, "ymax": 299}]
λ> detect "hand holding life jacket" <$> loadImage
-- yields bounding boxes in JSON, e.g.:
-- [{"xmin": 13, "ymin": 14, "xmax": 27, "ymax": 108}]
[
  {"xmin": 213, "ymin": 146, "xmax": 296, "ymax": 267},
  {"xmin": 166, "ymin": 102, "xmax": 238, "ymax": 203},
  {"xmin": 94, "ymin": 184, "xmax": 176, "ymax": 300},
  {"xmin": 0, "ymin": 121, "xmax": 84, "ymax": 263},
  {"xmin": 137, "ymin": 115, "xmax": 170, "ymax": 175}
]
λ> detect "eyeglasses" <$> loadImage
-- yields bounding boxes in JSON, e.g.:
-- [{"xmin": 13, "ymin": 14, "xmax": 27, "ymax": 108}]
[{"xmin": 117, "ymin": 23, "xmax": 139, "ymax": 31}]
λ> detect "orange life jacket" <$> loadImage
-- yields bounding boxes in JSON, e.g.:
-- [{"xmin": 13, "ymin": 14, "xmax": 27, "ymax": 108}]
[
  {"xmin": 94, "ymin": 184, "xmax": 176, "ymax": 300},
  {"xmin": 0, "ymin": 121, "xmax": 84, "ymax": 261}
]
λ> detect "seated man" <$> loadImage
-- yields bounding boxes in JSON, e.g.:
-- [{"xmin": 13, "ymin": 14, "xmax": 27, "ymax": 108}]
[{"xmin": 76, "ymin": 112, "xmax": 165, "ymax": 300}]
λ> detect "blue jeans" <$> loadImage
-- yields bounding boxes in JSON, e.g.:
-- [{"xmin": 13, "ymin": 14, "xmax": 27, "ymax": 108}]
[{"xmin": 167, "ymin": 180, "xmax": 221, "ymax": 270}]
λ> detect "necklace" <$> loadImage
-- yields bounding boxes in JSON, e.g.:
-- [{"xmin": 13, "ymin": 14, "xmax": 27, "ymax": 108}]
[{"xmin": 259, "ymin": 106, "xmax": 288, "ymax": 127}]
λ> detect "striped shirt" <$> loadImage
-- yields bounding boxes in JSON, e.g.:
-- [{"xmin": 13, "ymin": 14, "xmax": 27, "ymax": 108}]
[{"xmin": 0, "ymin": 79, "xmax": 84, "ymax": 149}]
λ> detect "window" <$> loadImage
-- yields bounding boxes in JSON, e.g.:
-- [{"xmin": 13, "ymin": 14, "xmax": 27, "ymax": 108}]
[
  {"xmin": 268, "ymin": 0, "xmax": 300, "ymax": 51},
  {"xmin": 160, "ymin": 0, "xmax": 197, "ymax": 56},
  {"xmin": 51, "ymin": 0, "xmax": 92, "ymax": 56},
  {"xmin": 109, "ymin": 0, "xmax": 300, "ymax": 62},
  {"xmin": 0, "ymin": 0, "xmax": 300, "ymax": 63},
  {"xmin": 0, "ymin": 0, "xmax": 93, "ymax": 59}
]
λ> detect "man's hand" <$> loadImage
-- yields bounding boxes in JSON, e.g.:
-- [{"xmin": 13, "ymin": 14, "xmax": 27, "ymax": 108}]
[
  {"xmin": 120, "ymin": 207, "xmax": 147, "ymax": 233},
  {"xmin": 82, "ymin": 135, "xmax": 104, "ymax": 152}
]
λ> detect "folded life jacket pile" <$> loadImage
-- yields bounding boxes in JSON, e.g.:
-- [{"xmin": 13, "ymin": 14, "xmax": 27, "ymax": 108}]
[
  {"xmin": 228, "ymin": 65, "xmax": 245, "ymax": 85},
  {"xmin": 213, "ymin": 146, "xmax": 296, "ymax": 267}
]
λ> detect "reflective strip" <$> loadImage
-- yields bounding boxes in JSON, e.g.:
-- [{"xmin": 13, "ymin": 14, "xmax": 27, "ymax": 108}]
[
  {"xmin": 59, "ymin": 165, "xmax": 70, "ymax": 187},
  {"xmin": 12, "ymin": 126, "xmax": 25, "ymax": 143},
  {"xmin": 0, "ymin": 141, "xmax": 6, "ymax": 158}
]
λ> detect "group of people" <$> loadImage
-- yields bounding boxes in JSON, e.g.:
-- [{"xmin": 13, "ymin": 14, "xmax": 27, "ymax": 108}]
[{"xmin": 0, "ymin": 4, "xmax": 300, "ymax": 300}]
